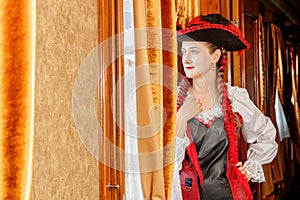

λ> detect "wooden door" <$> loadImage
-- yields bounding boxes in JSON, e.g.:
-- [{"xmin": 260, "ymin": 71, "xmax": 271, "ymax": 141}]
[
  {"xmin": 242, "ymin": 1, "xmax": 261, "ymax": 199},
  {"xmin": 244, "ymin": 12, "xmax": 259, "ymax": 105}
]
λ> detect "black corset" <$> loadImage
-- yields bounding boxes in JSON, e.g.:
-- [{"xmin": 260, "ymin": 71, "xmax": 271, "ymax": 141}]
[{"xmin": 187, "ymin": 117, "xmax": 233, "ymax": 200}]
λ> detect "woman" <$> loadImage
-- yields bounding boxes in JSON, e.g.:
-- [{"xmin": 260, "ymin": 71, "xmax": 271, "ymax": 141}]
[{"xmin": 172, "ymin": 14, "xmax": 278, "ymax": 200}]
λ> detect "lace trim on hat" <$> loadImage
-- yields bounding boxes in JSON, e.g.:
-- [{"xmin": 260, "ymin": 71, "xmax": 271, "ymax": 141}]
[{"xmin": 243, "ymin": 160, "xmax": 265, "ymax": 183}]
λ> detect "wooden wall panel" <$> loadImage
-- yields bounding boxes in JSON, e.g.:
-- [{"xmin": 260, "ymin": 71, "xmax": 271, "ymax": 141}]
[
  {"xmin": 244, "ymin": 0, "xmax": 259, "ymax": 16},
  {"xmin": 221, "ymin": 0, "xmax": 231, "ymax": 83},
  {"xmin": 244, "ymin": 13, "xmax": 259, "ymax": 104},
  {"xmin": 232, "ymin": 0, "xmax": 243, "ymax": 87}
]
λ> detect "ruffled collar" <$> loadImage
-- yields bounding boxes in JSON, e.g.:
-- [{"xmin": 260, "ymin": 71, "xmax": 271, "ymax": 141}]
[{"xmin": 195, "ymin": 102, "xmax": 223, "ymax": 124}]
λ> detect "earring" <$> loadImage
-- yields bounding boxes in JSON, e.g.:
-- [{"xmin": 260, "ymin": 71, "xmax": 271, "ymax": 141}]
[{"xmin": 211, "ymin": 63, "xmax": 216, "ymax": 71}]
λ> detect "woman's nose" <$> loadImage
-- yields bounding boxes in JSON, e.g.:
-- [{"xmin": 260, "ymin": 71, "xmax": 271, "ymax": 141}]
[{"xmin": 183, "ymin": 53, "xmax": 191, "ymax": 63}]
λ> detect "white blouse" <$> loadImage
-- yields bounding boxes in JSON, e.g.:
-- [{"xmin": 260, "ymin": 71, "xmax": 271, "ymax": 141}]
[{"xmin": 171, "ymin": 84, "xmax": 278, "ymax": 200}]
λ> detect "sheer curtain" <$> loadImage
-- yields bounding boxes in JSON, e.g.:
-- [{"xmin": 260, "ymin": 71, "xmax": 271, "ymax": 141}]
[
  {"xmin": 124, "ymin": 0, "xmax": 178, "ymax": 199},
  {"xmin": 124, "ymin": 1, "xmax": 144, "ymax": 199},
  {"xmin": 0, "ymin": 1, "xmax": 35, "ymax": 199}
]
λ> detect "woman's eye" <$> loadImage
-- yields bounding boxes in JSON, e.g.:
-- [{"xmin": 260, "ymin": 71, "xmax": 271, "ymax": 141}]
[
  {"xmin": 191, "ymin": 49, "xmax": 199, "ymax": 54},
  {"xmin": 181, "ymin": 49, "xmax": 186, "ymax": 55}
]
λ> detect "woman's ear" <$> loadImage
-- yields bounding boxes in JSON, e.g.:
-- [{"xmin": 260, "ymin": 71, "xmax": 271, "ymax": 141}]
[{"xmin": 212, "ymin": 49, "xmax": 222, "ymax": 64}]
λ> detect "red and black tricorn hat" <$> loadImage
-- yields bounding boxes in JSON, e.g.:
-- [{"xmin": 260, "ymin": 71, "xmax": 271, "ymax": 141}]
[{"xmin": 177, "ymin": 14, "xmax": 250, "ymax": 51}]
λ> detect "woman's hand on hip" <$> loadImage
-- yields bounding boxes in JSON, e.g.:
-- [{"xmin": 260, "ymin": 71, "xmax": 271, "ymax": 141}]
[{"xmin": 236, "ymin": 162, "xmax": 251, "ymax": 181}]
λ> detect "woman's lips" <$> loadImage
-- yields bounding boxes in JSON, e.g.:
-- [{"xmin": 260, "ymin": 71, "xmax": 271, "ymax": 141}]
[{"xmin": 185, "ymin": 66, "xmax": 195, "ymax": 70}]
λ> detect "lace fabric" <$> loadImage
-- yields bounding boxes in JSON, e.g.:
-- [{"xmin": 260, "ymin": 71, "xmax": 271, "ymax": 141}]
[
  {"xmin": 243, "ymin": 160, "xmax": 265, "ymax": 182},
  {"xmin": 172, "ymin": 136, "xmax": 190, "ymax": 200},
  {"xmin": 184, "ymin": 93, "xmax": 223, "ymax": 123},
  {"xmin": 171, "ymin": 169, "xmax": 184, "ymax": 200},
  {"xmin": 195, "ymin": 102, "xmax": 223, "ymax": 124}
]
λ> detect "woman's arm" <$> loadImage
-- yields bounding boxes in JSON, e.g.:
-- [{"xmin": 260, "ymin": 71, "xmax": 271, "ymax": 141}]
[{"xmin": 228, "ymin": 85, "xmax": 278, "ymax": 182}]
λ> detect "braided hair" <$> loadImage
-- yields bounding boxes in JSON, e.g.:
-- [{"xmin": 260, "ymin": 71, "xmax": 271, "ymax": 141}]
[
  {"xmin": 214, "ymin": 46, "xmax": 239, "ymax": 164},
  {"xmin": 177, "ymin": 41, "xmax": 240, "ymax": 165}
]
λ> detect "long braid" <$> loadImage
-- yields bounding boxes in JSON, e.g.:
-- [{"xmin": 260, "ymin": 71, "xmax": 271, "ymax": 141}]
[
  {"xmin": 217, "ymin": 48, "xmax": 239, "ymax": 164},
  {"xmin": 222, "ymin": 84, "xmax": 239, "ymax": 164},
  {"xmin": 216, "ymin": 48, "xmax": 254, "ymax": 200}
]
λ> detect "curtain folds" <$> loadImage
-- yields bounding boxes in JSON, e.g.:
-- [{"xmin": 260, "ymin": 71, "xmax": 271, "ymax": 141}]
[
  {"xmin": 258, "ymin": 14, "xmax": 266, "ymax": 114},
  {"xmin": 269, "ymin": 22, "xmax": 285, "ymax": 190},
  {"xmin": 98, "ymin": 0, "xmax": 125, "ymax": 198},
  {"xmin": 176, "ymin": 0, "xmax": 201, "ymax": 28},
  {"xmin": 262, "ymin": 23, "xmax": 286, "ymax": 198},
  {"xmin": 287, "ymin": 45, "xmax": 300, "ymax": 164},
  {"xmin": 161, "ymin": 2, "xmax": 177, "ymax": 198},
  {"xmin": 0, "ymin": 1, "xmax": 35, "ymax": 199},
  {"xmin": 133, "ymin": 0, "xmax": 177, "ymax": 199}
]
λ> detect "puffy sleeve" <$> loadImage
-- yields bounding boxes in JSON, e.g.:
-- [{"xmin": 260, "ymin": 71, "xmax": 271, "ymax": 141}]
[
  {"xmin": 171, "ymin": 135, "xmax": 190, "ymax": 200},
  {"xmin": 175, "ymin": 135, "xmax": 190, "ymax": 170},
  {"xmin": 228, "ymin": 85, "xmax": 278, "ymax": 182}
]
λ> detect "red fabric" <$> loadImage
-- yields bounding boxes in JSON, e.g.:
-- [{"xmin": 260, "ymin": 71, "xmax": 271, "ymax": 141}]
[
  {"xmin": 180, "ymin": 158, "xmax": 201, "ymax": 200},
  {"xmin": 223, "ymin": 85, "xmax": 253, "ymax": 200},
  {"xmin": 226, "ymin": 157, "xmax": 253, "ymax": 200},
  {"xmin": 180, "ymin": 126, "xmax": 203, "ymax": 200},
  {"xmin": 222, "ymin": 85, "xmax": 239, "ymax": 164}
]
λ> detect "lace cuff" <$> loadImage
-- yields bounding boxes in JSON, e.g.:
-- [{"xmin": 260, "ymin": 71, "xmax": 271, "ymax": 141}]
[{"xmin": 243, "ymin": 160, "xmax": 265, "ymax": 182}]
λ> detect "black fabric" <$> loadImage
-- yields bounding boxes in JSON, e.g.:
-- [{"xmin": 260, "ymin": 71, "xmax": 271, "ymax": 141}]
[
  {"xmin": 177, "ymin": 29, "xmax": 247, "ymax": 51},
  {"xmin": 201, "ymin": 14, "xmax": 230, "ymax": 26},
  {"xmin": 187, "ymin": 117, "xmax": 233, "ymax": 200}
]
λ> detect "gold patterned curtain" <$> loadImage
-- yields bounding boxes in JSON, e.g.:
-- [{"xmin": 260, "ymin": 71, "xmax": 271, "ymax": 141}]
[
  {"xmin": 176, "ymin": 0, "xmax": 201, "ymax": 28},
  {"xmin": 0, "ymin": 1, "xmax": 35, "ymax": 199},
  {"xmin": 175, "ymin": 0, "xmax": 226, "ymax": 29},
  {"xmin": 132, "ymin": 0, "xmax": 177, "ymax": 199}
]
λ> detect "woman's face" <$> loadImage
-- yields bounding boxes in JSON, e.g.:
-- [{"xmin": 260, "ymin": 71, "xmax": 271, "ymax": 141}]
[{"xmin": 181, "ymin": 41, "xmax": 218, "ymax": 79}]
